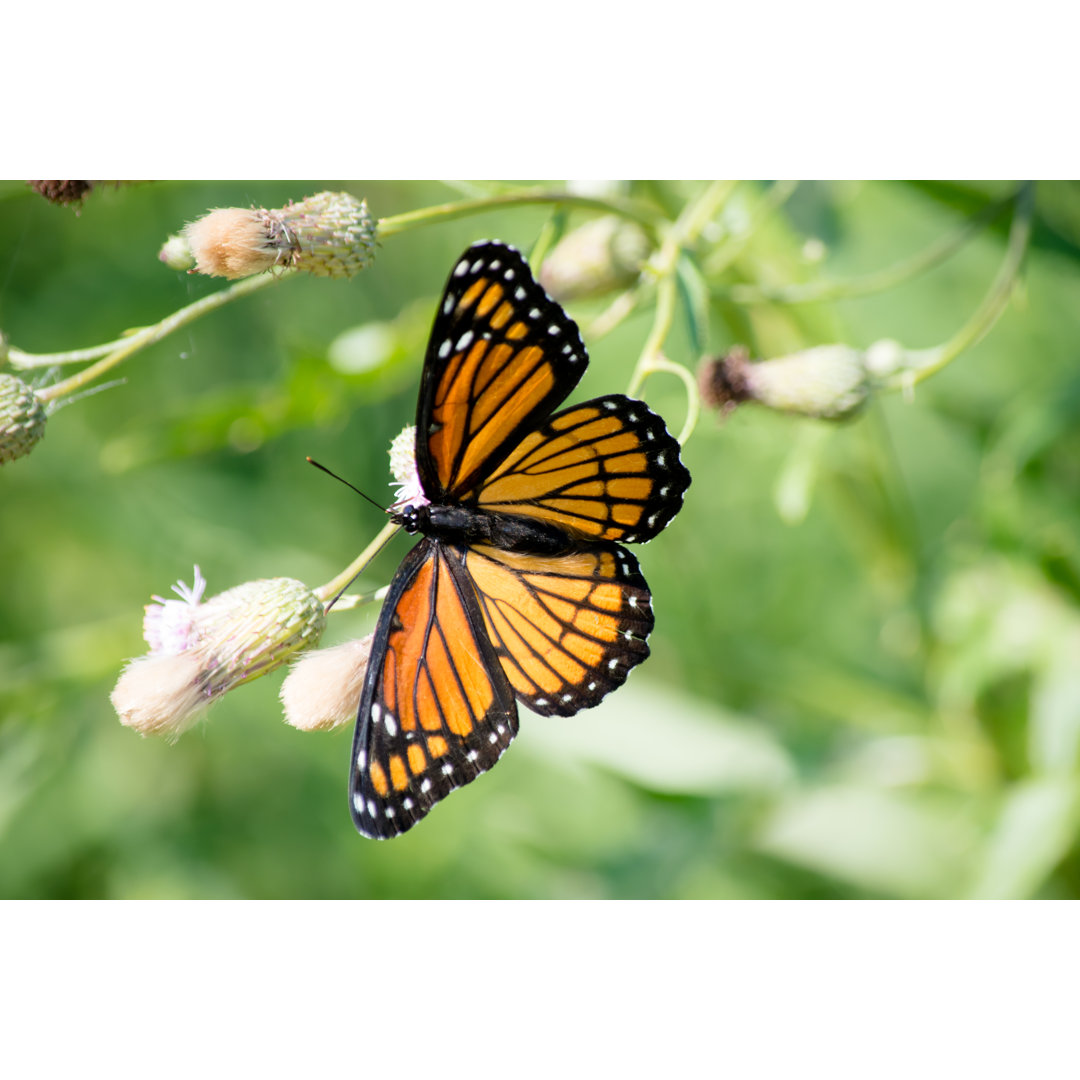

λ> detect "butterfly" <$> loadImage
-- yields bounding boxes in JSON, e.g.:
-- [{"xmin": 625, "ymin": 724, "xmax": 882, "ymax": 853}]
[{"xmin": 349, "ymin": 240, "xmax": 691, "ymax": 838}]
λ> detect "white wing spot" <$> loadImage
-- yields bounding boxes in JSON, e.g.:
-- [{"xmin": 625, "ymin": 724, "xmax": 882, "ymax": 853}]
[
  {"xmin": 534, "ymin": 697, "xmax": 548, "ymax": 707},
  {"xmin": 453, "ymin": 260, "xmax": 469, "ymax": 277},
  {"xmin": 489, "ymin": 732, "xmax": 498, "ymax": 743},
  {"xmin": 497, "ymin": 724, "xmax": 506, "ymax": 735},
  {"xmin": 384, "ymin": 713, "xmax": 397, "ymax": 737},
  {"xmin": 371, "ymin": 703, "xmax": 382, "ymax": 724},
  {"xmin": 629, "ymin": 596, "xmax": 638, "ymax": 609},
  {"xmin": 385, "ymin": 807, "xmax": 395, "ymax": 819},
  {"xmin": 490, "ymin": 260, "xmax": 501, "ymax": 270},
  {"xmin": 353, "ymin": 792, "xmax": 365, "ymax": 813},
  {"xmin": 623, "ymin": 630, "xmax": 633, "ymax": 640},
  {"xmin": 470, "ymin": 259, "xmax": 484, "ymax": 272},
  {"xmin": 420, "ymin": 778, "xmax": 432, "ymax": 794},
  {"xmin": 603, "ymin": 400, "xmax": 618, "ymax": 410},
  {"xmin": 528, "ymin": 308, "xmax": 541, "ymax": 319},
  {"xmin": 628, "ymin": 411, "xmax": 639, "ymax": 422},
  {"xmin": 466, "ymin": 749, "xmax": 479, "ymax": 762},
  {"xmin": 367, "ymin": 799, "xmax": 377, "ymax": 817},
  {"xmin": 608, "ymin": 658, "xmax": 619, "ymax": 670},
  {"xmin": 561, "ymin": 693, "xmax": 573, "ymax": 703},
  {"xmin": 656, "ymin": 452, "xmax": 666, "ymax": 466},
  {"xmin": 648, "ymin": 512, "xmax": 659, "ymax": 528},
  {"xmin": 438, "ymin": 339, "xmax": 451, "ymax": 358},
  {"xmin": 588, "ymin": 681, "xmax": 597, "ymax": 692},
  {"xmin": 548, "ymin": 324, "xmax": 561, "ymax": 335},
  {"xmin": 504, "ymin": 268, "xmax": 516, "ymax": 281},
  {"xmin": 442, "ymin": 762, "xmax": 454, "ymax": 776},
  {"xmin": 660, "ymin": 486, "xmax": 670, "ymax": 496},
  {"xmin": 403, "ymin": 798, "xmax": 413, "ymax": 810},
  {"xmin": 456, "ymin": 330, "xmax": 474, "ymax": 350},
  {"xmin": 357, "ymin": 749, "xmax": 367, "ymax": 769},
  {"xmin": 646, "ymin": 430, "xmax": 656, "ymax": 441},
  {"xmin": 515, "ymin": 286, "xmax": 526, "ymax": 299},
  {"xmin": 442, "ymin": 293, "xmax": 455, "ymax": 314}
]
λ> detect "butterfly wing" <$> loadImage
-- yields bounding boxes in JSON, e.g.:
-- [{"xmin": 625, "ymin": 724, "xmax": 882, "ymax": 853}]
[
  {"xmin": 463, "ymin": 542, "xmax": 654, "ymax": 716},
  {"xmin": 469, "ymin": 393, "xmax": 691, "ymax": 544},
  {"xmin": 415, "ymin": 240, "xmax": 588, "ymax": 502},
  {"xmin": 350, "ymin": 536, "xmax": 517, "ymax": 839}
]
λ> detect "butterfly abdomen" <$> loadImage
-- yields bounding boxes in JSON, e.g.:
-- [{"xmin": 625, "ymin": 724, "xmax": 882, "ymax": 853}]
[{"xmin": 400, "ymin": 503, "xmax": 583, "ymax": 556}]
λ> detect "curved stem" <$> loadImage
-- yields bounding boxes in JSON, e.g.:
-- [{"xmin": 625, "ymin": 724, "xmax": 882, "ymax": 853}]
[
  {"xmin": 724, "ymin": 189, "xmax": 1013, "ymax": 305},
  {"xmin": 637, "ymin": 354, "xmax": 700, "ymax": 445},
  {"xmin": 8, "ymin": 333, "xmax": 151, "ymax": 369},
  {"xmin": 895, "ymin": 182, "xmax": 1035, "ymax": 387},
  {"xmin": 35, "ymin": 271, "xmax": 291, "ymax": 403},
  {"xmin": 378, "ymin": 188, "xmax": 666, "ymax": 239},
  {"xmin": 705, "ymin": 178, "xmax": 800, "ymax": 277},
  {"xmin": 314, "ymin": 519, "xmax": 401, "ymax": 604}
]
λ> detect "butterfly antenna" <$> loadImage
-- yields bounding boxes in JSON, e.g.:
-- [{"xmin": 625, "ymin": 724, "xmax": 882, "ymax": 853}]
[{"xmin": 306, "ymin": 457, "xmax": 388, "ymax": 514}]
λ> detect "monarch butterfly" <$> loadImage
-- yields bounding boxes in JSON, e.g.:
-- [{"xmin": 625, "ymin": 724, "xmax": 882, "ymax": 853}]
[{"xmin": 350, "ymin": 240, "xmax": 691, "ymax": 838}]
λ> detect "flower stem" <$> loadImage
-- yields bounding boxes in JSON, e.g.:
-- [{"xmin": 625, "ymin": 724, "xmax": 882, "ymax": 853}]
[
  {"xmin": 314, "ymin": 519, "xmax": 401, "ymax": 605},
  {"xmin": 378, "ymin": 188, "xmax": 666, "ymax": 239},
  {"xmin": 35, "ymin": 271, "xmax": 292, "ymax": 403},
  {"xmin": 891, "ymin": 181, "xmax": 1035, "ymax": 388},
  {"xmin": 722, "ymin": 188, "xmax": 1013, "ymax": 305}
]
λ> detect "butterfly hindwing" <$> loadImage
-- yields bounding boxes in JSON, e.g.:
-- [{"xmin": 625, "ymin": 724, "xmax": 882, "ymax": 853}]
[
  {"xmin": 468, "ymin": 393, "xmax": 692, "ymax": 544},
  {"xmin": 463, "ymin": 542, "xmax": 654, "ymax": 716},
  {"xmin": 350, "ymin": 537, "xmax": 517, "ymax": 839},
  {"xmin": 415, "ymin": 240, "xmax": 588, "ymax": 502}
]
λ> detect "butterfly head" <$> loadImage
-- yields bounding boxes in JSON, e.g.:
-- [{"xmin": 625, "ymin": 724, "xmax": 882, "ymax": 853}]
[{"xmin": 392, "ymin": 503, "xmax": 430, "ymax": 535}]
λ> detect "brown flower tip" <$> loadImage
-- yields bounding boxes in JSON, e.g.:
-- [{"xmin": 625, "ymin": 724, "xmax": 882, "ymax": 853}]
[
  {"xmin": 28, "ymin": 180, "xmax": 95, "ymax": 207},
  {"xmin": 698, "ymin": 347, "xmax": 754, "ymax": 414}
]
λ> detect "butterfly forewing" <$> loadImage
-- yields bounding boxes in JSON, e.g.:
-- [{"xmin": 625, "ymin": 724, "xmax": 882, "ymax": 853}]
[
  {"xmin": 350, "ymin": 537, "xmax": 517, "ymax": 839},
  {"xmin": 469, "ymin": 394, "xmax": 692, "ymax": 544},
  {"xmin": 415, "ymin": 241, "xmax": 588, "ymax": 502},
  {"xmin": 464, "ymin": 542, "xmax": 654, "ymax": 716}
]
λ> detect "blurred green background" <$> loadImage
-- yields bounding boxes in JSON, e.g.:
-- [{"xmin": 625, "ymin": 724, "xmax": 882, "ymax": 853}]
[{"xmin": 2, "ymin": 180, "xmax": 1079, "ymax": 899}]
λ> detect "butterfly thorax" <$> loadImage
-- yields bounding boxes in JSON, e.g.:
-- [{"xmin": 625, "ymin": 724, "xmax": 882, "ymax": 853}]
[{"xmin": 393, "ymin": 502, "xmax": 581, "ymax": 556}]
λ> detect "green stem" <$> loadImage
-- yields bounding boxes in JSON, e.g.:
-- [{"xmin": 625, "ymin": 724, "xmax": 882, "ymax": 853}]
[
  {"xmin": 705, "ymin": 179, "xmax": 801, "ymax": 278},
  {"xmin": 8, "ymin": 333, "xmax": 151, "ymax": 369},
  {"xmin": 378, "ymin": 189, "xmax": 666, "ymax": 240},
  {"xmin": 314, "ymin": 519, "xmax": 401, "ymax": 604},
  {"xmin": 723, "ymin": 189, "xmax": 1013, "ymax": 305},
  {"xmin": 895, "ymin": 181, "xmax": 1035, "ymax": 387},
  {"xmin": 35, "ymin": 271, "xmax": 291, "ymax": 403}
]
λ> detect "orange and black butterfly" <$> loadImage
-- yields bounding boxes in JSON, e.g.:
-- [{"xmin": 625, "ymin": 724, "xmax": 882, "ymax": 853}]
[{"xmin": 350, "ymin": 240, "xmax": 691, "ymax": 838}]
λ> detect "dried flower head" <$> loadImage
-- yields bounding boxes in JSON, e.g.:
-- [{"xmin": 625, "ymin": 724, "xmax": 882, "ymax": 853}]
[
  {"xmin": 280, "ymin": 635, "xmax": 374, "ymax": 732},
  {"xmin": 181, "ymin": 191, "xmax": 377, "ymax": 280},
  {"xmin": 539, "ymin": 216, "xmax": 650, "ymax": 302},
  {"xmin": 0, "ymin": 373, "xmax": 47, "ymax": 464},
  {"xmin": 28, "ymin": 180, "xmax": 95, "ymax": 207},
  {"xmin": 112, "ymin": 567, "xmax": 326, "ymax": 739},
  {"xmin": 700, "ymin": 344, "xmax": 874, "ymax": 421},
  {"xmin": 388, "ymin": 424, "xmax": 427, "ymax": 510}
]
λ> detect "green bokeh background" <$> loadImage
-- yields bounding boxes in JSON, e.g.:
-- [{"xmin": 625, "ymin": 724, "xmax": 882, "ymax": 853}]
[{"xmin": 2, "ymin": 180, "xmax": 1079, "ymax": 899}]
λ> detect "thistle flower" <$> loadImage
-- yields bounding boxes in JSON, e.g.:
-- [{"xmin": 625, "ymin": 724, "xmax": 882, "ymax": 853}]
[
  {"xmin": 388, "ymin": 424, "xmax": 427, "ymax": 510},
  {"xmin": 0, "ymin": 373, "xmax": 47, "ymax": 464},
  {"xmin": 699, "ymin": 344, "xmax": 876, "ymax": 421},
  {"xmin": 182, "ymin": 191, "xmax": 377, "ymax": 280},
  {"xmin": 111, "ymin": 567, "xmax": 326, "ymax": 739},
  {"xmin": 539, "ymin": 216, "xmax": 650, "ymax": 302},
  {"xmin": 280, "ymin": 635, "xmax": 374, "ymax": 731}
]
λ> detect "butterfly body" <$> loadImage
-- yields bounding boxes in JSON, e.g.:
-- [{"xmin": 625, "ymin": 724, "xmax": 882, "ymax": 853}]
[{"xmin": 349, "ymin": 240, "xmax": 691, "ymax": 839}]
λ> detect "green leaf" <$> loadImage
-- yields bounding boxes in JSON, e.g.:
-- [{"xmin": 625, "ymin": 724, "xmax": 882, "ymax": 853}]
[{"xmin": 969, "ymin": 779, "xmax": 1080, "ymax": 899}]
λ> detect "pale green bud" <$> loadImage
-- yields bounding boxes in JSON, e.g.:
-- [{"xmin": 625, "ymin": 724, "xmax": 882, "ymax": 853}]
[
  {"xmin": 272, "ymin": 191, "xmax": 378, "ymax": 279},
  {"xmin": 539, "ymin": 216, "xmax": 649, "ymax": 301},
  {"xmin": 0, "ymin": 373, "xmax": 47, "ymax": 464},
  {"xmin": 159, "ymin": 233, "xmax": 196, "ymax": 271}
]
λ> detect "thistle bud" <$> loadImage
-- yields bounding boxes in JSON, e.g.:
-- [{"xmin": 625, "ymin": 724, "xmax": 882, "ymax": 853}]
[
  {"xmin": 0, "ymin": 373, "xmax": 47, "ymax": 464},
  {"xmin": 280, "ymin": 636, "xmax": 374, "ymax": 731},
  {"xmin": 700, "ymin": 344, "xmax": 872, "ymax": 421},
  {"xmin": 539, "ymin": 216, "xmax": 650, "ymax": 302},
  {"xmin": 181, "ymin": 191, "xmax": 377, "ymax": 280},
  {"xmin": 159, "ymin": 233, "xmax": 196, "ymax": 272},
  {"xmin": 112, "ymin": 567, "xmax": 326, "ymax": 739}
]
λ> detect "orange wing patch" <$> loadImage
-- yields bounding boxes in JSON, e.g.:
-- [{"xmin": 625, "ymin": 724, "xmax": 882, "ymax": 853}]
[
  {"xmin": 350, "ymin": 539, "xmax": 517, "ymax": 839},
  {"xmin": 415, "ymin": 242, "xmax": 589, "ymax": 501},
  {"xmin": 464, "ymin": 542, "xmax": 654, "ymax": 716},
  {"xmin": 470, "ymin": 395, "xmax": 691, "ymax": 544}
]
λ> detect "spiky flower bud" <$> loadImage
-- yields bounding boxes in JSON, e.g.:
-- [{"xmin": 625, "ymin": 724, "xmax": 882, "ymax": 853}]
[
  {"xmin": 539, "ymin": 216, "xmax": 650, "ymax": 302},
  {"xmin": 181, "ymin": 192, "xmax": 377, "ymax": 280},
  {"xmin": 388, "ymin": 424, "xmax": 427, "ymax": 510},
  {"xmin": 0, "ymin": 373, "xmax": 47, "ymax": 464},
  {"xmin": 700, "ymin": 344, "xmax": 873, "ymax": 421},
  {"xmin": 112, "ymin": 567, "xmax": 326, "ymax": 738},
  {"xmin": 280, "ymin": 635, "xmax": 374, "ymax": 731}
]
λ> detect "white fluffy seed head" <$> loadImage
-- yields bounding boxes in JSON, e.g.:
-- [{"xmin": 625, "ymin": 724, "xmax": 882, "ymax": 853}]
[{"xmin": 280, "ymin": 635, "xmax": 374, "ymax": 732}]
